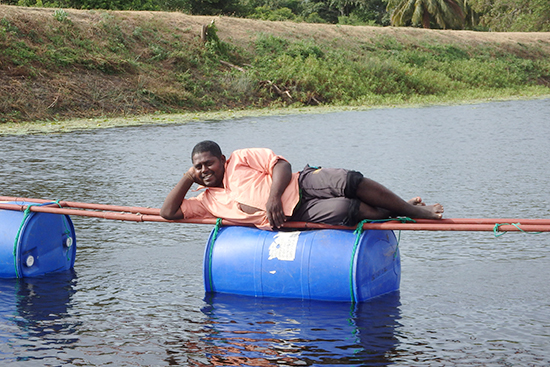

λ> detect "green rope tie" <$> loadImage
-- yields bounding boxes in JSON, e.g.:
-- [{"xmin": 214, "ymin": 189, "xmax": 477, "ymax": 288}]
[
  {"xmin": 493, "ymin": 222, "xmax": 543, "ymax": 237},
  {"xmin": 207, "ymin": 218, "xmax": 223, "ymax": 291},
  {"xmin": 349, "ymin": 217, "xmax": 412, "ymax": 303},
  {"xmin": 394, "ymin": 230, "xmax": 402, "ymax": 259},
  {"xmin": 13, "ymin": 203, "xmax": 38, "ymax": 278},
  {"xmin": 349, "ymin": 220, "xmax": 367, "ymax": 303}
]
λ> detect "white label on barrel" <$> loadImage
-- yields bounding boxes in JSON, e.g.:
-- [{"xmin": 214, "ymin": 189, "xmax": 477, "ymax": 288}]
[{"xmin": 268, "ymin": 232, "xmax": 300, "ymax": 261}]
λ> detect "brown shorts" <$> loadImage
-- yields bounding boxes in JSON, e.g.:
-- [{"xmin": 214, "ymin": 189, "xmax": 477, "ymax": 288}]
[{"xmin": 290, "ymin": 165, "xmax": 363, "ymax": 226}]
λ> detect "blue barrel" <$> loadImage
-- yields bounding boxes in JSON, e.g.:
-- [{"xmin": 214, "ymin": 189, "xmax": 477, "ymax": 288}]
[
  {"xmin": 203, "ymin": 226, "xmax": 400, "ymax": 302},
  {"xmin": 0, "ymin": 202, "xmax": 76, "ymax": 278}
]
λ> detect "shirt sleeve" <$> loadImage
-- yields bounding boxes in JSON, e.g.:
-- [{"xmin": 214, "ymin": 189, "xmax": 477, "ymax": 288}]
[
  {"xmin": 232, "ymin": 148, "xmax": 284, "ymax": 174},
  {"xmin": 180, "ymin": 193, "xmax": 216, "ymax": 219}
]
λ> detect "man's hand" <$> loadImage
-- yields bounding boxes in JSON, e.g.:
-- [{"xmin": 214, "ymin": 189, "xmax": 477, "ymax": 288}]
[
  {"xmin": 266, "ymin": 195, "xmax": 286, "ymax": 229},
  {"xmin": 159, "ymin": 167, "xmax": 196, "ymax": 220},
  {"xmin": 184, "ymin": 167, "xmax": 198, "ymax": 184},
  {"xmin": 266, "ymin": 159, "xmax": 292, "ymax": 229}
]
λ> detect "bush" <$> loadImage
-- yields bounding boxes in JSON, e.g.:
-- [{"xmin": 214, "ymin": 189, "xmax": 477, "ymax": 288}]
[{"xmin": 250, "ymin": 6, "xmax": 296, "ymax": 21}]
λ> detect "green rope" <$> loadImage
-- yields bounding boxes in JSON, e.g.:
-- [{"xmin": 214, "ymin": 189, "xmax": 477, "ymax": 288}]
[
  {"xmin": 350, "ymin": 220, "xmax": 368, "ymax": 303},
  {"xmin": 12, "ymin": 203, "xmax": 38, "ymax": 278},
  {"xmin": 207, "ymin": 218, "xmax": 223, "ymax": 291},
  {"xmin": 493, "ymin": 222, "xmax": 543, "ymax": 237},
  {"xmin": 349, "ymin": 217, "xmax": 412, "ymax": 302},
  {"xmin": 394, "ymin": 230, "xmax": 401, "ymax": 259}
]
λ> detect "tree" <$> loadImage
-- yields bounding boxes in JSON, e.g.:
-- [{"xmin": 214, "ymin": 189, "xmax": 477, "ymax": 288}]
[
  {"xmin": 176, "ymin": 0, "xmax": 243, "ymax": 14},
  {"xmin": 332, "ymin": 0, "xmax": 389, "ymax": 24},
  {"xmin": 468, "ymin": 0, "xmax": 550, "ymax": 31},
  {"xmin": 386, "ymin": 0, "xmax": 465, "ymax": 29}
]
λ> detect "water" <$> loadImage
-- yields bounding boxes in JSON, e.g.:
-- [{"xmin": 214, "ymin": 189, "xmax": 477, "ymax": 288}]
[{"xmin": 1, "ymin": 99, "xmax": 549, "ymax": 366}]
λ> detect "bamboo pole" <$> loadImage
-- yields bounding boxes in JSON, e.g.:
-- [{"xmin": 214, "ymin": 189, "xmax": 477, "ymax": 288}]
[
  {"xmin": 1, "ymin": 200, "xmax": 549, "ymax": 232},
  {"xmin": 283, "ymin": 221, "xmax": 550, "ymax": 232},
  {"xmin": 3, "ymin": 196, "xmax": 550, "ymax": 226},
  {"xmin": 412, "ymin": 218, "xmax": 550, "ymax": 225},
  {"xmin": 0, "ymin": 196, "xmax": 159, "ymax": 215}
]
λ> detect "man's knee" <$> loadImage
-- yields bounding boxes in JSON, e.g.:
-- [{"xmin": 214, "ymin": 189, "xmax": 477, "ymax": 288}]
[{"xmin": 344, "ymin": 170, "xmax": 364, "ymax": 199}]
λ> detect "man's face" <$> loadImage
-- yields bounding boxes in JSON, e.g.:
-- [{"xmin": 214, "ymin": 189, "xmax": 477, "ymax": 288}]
[{"xmin": 192, "ymin": 151, "xmax": 226, "ymax": 187}]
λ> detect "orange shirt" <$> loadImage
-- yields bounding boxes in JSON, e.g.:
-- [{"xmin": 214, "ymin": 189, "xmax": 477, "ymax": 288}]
[{"xmin": 180, "ymin": 148, "xmax": 301, "ymax": 230}]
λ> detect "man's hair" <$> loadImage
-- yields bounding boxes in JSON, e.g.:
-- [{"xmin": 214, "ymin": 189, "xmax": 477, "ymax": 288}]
[{"xmin": 191, "ymin": 140, "xmax": 223, "ymax": 159}]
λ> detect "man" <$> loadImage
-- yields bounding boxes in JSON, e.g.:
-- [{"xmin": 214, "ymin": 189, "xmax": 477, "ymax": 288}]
[{"xmin": 160, "ymin": 140, "xmax": 444, "ymax": 230}]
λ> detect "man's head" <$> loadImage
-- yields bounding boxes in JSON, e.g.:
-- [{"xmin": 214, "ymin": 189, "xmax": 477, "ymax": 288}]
[
  {"xmin": 191, "ymin": 141, "xmax": 226, "ymax": 187},
  {"xmin": 191, "ymin": 140, "xmax": 223, "ymax": 160}
]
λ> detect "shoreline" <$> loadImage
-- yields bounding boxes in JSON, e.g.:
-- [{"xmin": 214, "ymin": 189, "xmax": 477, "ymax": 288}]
[
  {"xmin": 2, "ymin": 94, "xmax": 549, "ymax": 136},
  {"xmin": 2, "ymin": 6, "xmax": 550, "ymax": 130}
]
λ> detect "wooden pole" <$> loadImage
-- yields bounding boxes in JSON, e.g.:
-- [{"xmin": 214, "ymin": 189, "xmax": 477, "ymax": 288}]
[
  {"xmin": 0, "ymin": 196, "xmax": 159, "ymax": 215},
  {"xmin": 4, "ymin": 196, "xmax": 550, "ymax": 226},
  {"xmin": 1, "ymin": 200, "xmax": 549, "ymax": 232}
]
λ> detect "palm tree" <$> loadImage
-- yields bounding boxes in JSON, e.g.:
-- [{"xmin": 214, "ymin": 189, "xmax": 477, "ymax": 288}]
[{"xmin": 386, "ymin": 0, "xmax": 465, "ymax": 29}]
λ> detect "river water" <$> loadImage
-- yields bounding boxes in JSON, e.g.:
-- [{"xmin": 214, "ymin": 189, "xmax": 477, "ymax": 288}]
[{"xmin": 1, "ymin": 99, "xmax": 549, "ymax": 366}]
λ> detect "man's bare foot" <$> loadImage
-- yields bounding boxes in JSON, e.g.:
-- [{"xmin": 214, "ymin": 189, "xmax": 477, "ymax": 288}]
[
  {"xmin": 408, "ymin": 197, "xmax": 426, "ymax": 206},
  {"xmin": 406, "ymin": 197, "xmax": 443, "ymax": 219},
  {"xmin": 415, "ymin": 203, "xmax": 444, "ymax": 219}
]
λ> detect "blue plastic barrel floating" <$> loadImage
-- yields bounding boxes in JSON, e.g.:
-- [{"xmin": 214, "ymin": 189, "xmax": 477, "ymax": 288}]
[
  {"xmin": 203, "ymin": 226, "xmax": 400, "ymax": 302},
  {"xmin": 0, "ymin": 202, "xmax": 76, "ymax": 278}
]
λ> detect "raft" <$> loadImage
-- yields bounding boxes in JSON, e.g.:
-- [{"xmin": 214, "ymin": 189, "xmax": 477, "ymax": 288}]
[
  {"xmin": 203, "ymin": 226, "xmax": 400, "ymax": 302},
  {"xmin": 0, "ymin": 202, "xmax": 76, "ymax": 278}
]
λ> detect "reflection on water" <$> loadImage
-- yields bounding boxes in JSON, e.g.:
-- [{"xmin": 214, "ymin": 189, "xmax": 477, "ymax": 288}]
[
  {"xmin": 195, "ymin": 292, "xmax": 401, "ymax": 366},
  {"xmin": 1, "ymin": 274, "xmax": 402, "ymax": 366},
  {"xmin": 0, "ymin": 271, "xmax": 78, "ymax": 362}
]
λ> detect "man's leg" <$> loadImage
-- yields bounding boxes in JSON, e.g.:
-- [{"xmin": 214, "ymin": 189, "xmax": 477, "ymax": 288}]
[
  {"xmin": 355, "ymin": 178, "xmax": 444, "ymax": 220},
  {"xmin": 290, "ymin": 197, "xmax": 358, "ymax": 226}
]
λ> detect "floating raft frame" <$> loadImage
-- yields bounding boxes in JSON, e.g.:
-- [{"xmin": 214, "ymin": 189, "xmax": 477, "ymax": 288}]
[
  {"xmin": 1, "ymin": 196, "xmax": 550, "ymax": 232},
  {"xmin": 1, "ymin": 195, "xmax": 549, "ymax": 300}
]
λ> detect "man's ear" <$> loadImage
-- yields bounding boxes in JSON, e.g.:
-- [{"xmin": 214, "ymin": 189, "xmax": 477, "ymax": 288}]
[{"xmin": 221, "ymin": 155, "xmax": 226, "ymax": 165}]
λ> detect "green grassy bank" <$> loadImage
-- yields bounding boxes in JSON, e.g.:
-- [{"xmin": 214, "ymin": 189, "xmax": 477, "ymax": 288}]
[{"xmin": 1, "ymin": 5, "xmax": 550, "ymax": 134}]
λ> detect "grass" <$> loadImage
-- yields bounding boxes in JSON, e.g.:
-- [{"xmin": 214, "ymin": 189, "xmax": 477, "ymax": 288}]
[{"xmin": 1, "ymin": 5, "xmax": 550, "ymax": 131}]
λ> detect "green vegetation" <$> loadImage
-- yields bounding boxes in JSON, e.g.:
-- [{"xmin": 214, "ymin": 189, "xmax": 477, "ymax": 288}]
[
  {"xmin": 468, "ymin": 0, "xmax": 550, "ymax": 32},
  {"xmin": 4, "ymin": 0, "xmax": 550, "ymax": 30},
  {"xmin": 1, "ymin": 6, "xmax": 550, "ymax": 125}
]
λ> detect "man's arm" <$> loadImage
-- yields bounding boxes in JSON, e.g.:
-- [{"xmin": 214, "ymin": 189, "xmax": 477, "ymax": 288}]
[
  {"xmin": 160, "ymin": 168, "xmax": 196, "ymax": 220},
  {"xmin": 266, "ymin": 159, "xmax": 292, "ymax": 229}
]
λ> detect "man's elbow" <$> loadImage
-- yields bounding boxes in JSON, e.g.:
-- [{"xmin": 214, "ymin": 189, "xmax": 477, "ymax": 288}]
[
  {"xmin": 159, "ymin": 208, "xmax": 171, "ymax": 219},
  {"xmin": 160, "ymin": 207, "xmax": 183, "ymax": 220},
  {"xmin": 275, "ymin": 159, "xmax": 292, "ymax": 175}
]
